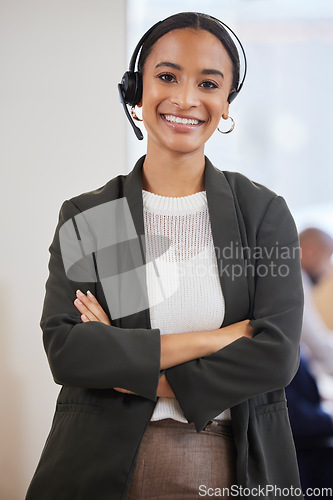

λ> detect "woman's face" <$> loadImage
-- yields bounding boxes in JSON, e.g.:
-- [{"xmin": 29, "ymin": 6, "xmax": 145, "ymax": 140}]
[{"xmin": 139, "ymin": 28, "xmax": 233, "ymax": 157}]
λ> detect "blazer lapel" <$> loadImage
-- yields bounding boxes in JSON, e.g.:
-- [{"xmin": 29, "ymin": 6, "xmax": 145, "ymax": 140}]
[
  {"xmin": 204, "ymin": 157, "xmax": 249, "ymax": 326},
  {"xmin": 122, "ymin": 155, "xmax": 250, "ymax": 330},
  {"xmin": 123, "ymin": 156, "xmax": 146, "ymax": 237},
  {"xmin": 121, "ymin": 156, "xmax": 150, "ymax": 330}
]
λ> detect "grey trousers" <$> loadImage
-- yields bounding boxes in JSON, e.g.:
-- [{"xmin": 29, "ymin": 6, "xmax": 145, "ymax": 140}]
[{"xmin": 127, "ymin": 418, "xmax": 237, "ymax": 499}]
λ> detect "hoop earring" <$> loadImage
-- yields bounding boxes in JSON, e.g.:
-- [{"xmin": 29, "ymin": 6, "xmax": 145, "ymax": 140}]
[
  {"xmin": 130, "ymin": 106, "xmax": 143, "ymax": 122},
  {"xmin": 217, "ymin": 116, "xmax": 235, "ymax": 134}
]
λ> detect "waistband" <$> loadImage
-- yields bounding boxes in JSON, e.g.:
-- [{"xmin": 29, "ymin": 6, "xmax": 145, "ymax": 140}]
[{"xmin": 148, "ymin": 418, "xmax": 233, "ymax": 435}]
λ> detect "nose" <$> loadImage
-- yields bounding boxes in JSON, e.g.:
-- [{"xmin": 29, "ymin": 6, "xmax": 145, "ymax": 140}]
[{"xmin": 169, "ymin": 82, "xmax": 199, "ymax": 109}]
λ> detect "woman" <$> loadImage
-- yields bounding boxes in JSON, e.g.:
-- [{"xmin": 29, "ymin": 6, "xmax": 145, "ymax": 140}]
[{"xmin": 26, "ymin": 12, "xmax": 304, "ymax": 500}]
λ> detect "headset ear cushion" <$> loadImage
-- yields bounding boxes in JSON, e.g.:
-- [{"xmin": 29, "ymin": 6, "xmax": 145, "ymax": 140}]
[
  {"xmin": 121, "ymin": 71, "xmax": 143, "ymax": 107},
  {"xmin": 121, "ymin": 71, "xmax": 136, "ymax": 106},
  {"xmin": 228, "ymin": 90, "xmax": 238, "ymax": 104},
  {"xmin": 133, "ymin": 72, "xmax": 143, "ymax": 106}
]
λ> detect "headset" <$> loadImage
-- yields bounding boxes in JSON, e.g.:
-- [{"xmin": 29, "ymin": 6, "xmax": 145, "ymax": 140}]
[{"xmin": 118, "ymin": 14, "xmax": 247, "ymax": 140}]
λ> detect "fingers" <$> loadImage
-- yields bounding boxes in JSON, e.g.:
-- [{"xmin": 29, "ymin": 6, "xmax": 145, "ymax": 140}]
[
  {"xmin": 74, "ymin": 292, "xmax": 98, "ymax": 323},
  {"xmin": 73, "ymin": 290, "xmax": 111, "ymax": 325},
  {"xmin": 113, "ymin": 387, "xmax": 136, "ymax": 395},
  {"xmin": 243, "ymin": 319, "xmax": 253, "ymax": 338}
]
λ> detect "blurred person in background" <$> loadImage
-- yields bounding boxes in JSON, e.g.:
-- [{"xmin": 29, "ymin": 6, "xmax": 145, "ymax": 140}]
[
  {"xmin": 299, "ymin": 228, "xmax": 333, "ymax": 379},
  {"xmin": 286, "ymin": 227, "xmax": 333, "ymax": 496},
  {"xmin": 286, "ymin": 351, "xmax": 333, "ymax": 497},
  {"xmin": 314, "ymin": 265, "xmax": 333, "ymax": 330}
]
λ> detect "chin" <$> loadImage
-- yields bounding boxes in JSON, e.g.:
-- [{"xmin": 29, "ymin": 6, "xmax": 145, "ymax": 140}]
[
  {"xmin": 164, "ymin": 137, "xmax": 205, "ymax": 155},
  {"xmin": 167, "ymin": 145, "xmax": 202, "ymax": 156}
]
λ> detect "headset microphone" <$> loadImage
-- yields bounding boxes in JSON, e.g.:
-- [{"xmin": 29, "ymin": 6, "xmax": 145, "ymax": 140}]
[
  {"xmin": 118, "ymin": 84, "xmax": 144, "ymax": 140},
  {"xmin": 118, "ymin": 22, "xmax": 161, "ymax": 141}
]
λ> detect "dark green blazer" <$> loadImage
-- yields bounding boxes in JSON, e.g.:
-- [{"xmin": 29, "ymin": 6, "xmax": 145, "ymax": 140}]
[{"xmin": 26, "ymin": 156, "xmax": 304, "ymax": 500}]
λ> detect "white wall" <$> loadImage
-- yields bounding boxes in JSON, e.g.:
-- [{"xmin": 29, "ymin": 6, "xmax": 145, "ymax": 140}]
[{"xmin": 0, "ymin": 1, "xmax": 127, "ymax": 498}]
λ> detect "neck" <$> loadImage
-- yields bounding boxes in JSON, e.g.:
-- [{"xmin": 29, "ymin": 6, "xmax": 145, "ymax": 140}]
[{"xmin": 142, "ymin": 142, "xmax": 206, "ymax": 197}]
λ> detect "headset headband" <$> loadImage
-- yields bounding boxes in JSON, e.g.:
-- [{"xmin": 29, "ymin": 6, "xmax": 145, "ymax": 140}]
[
  {"xmin": 130, "ymin": 15, "xmax": 246, "ymax": 98},
  {"xmin": 207, "ymin": 14, "xmax": 247, "ymax": 99},
  {"xmin": 129, "ymin": 21, "xmax": 162, "ymax": 73}
]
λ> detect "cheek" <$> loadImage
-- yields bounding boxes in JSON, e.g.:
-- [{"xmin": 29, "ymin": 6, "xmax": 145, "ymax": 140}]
[
  {"xmin": 141, "ymin": 74, "xmax": 164, "ymax": 103},
  {"xmin": 209, "ymin": 100, "xmax": 227, "ymax": 122},
  {"xmin": 141, "ymin": 89, "xmax": 170, "ymax": 125}
]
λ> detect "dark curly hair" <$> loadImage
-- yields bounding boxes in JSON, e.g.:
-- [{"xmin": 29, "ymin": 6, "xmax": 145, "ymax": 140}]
[{"xmin": 137, "ymin": 12, "xmax": 240, "ymax": 102}]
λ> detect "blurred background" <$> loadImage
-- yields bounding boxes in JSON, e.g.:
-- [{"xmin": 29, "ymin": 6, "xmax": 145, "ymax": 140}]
[{"xmin": 1, "ymin": 0, "xmax": 332, "ymax": 498}]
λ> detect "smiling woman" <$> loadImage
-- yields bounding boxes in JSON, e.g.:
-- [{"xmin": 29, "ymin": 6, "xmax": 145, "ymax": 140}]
[
  {"xmin": 138, "ymin": 29, "xmax": 232, "ymax": 164},
  {"xmin": 26, "ymin": 12, "xmax": 304, "ymax": 500}
]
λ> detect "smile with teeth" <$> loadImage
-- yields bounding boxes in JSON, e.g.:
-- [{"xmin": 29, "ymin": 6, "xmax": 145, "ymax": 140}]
[{"xmin": 162, "ymin": 114, "xmax": 203, "ymax": 126}]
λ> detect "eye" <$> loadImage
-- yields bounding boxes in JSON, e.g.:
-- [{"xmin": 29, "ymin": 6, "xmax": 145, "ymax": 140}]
[
  {"xmin": 199, "ymin": 80, "xmax": 219, "ymax": 89},
  {"xmin": 157, "ymin": 73, "xmax": 177, "ymax": 83}
]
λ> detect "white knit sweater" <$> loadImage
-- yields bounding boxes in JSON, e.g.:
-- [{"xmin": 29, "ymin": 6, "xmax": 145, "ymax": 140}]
[{"xmin": 142, "ymin": 189, "xmax": 231, "ymax": 422}]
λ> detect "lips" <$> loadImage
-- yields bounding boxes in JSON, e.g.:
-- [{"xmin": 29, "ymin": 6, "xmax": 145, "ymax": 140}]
[{"xmin": 161, "ymin": 114, "xmax": 204, "ymax": 126}]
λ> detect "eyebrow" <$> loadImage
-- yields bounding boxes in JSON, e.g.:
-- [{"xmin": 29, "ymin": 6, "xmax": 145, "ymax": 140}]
[{"xmin": 155, "ymin": 61, "xmax": 224, "ymax": 79}]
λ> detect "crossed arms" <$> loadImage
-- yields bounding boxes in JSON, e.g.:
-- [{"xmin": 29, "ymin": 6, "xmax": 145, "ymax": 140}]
[{"xmin": 42, "ymin": 196, "xmax": 303, "ymax": 430}]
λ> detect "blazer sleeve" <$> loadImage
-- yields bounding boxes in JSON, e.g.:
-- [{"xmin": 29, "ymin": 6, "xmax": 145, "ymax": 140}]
[
  {"xmin": 41, "ymin": 200, "xmax": 161, "ymax": 401},
  {"xmin": 165, "ymin": 195, "xmax": 304, "ymax": 430}
]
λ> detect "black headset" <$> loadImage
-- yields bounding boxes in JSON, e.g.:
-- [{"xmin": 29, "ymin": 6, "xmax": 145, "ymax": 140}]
[{"xmin": 118, "ymin": 14, "xmax": 247, "ymax": 140}]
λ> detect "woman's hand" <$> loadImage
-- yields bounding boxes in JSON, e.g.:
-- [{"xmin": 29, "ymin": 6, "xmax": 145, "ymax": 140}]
[
  {"xmin": 74, "ymin": 289, "xmax": 111, "ymax": 325},
  {"xmin": 73, "ymin": 291, "xmax": 174, "ymax": 397},
  {"xmin": 157, "ymin": 373, "xmax": 175, "ymax": 398},
  {"xmin": 74, "ymin": 290, "xmax": 137, "ymax": 395},
  {"xmin": 113, "ymin": 375, "xmax": 175, "ymax": 397},
  {"xmin": 219, "ymin": 319, "xmax": 253, "ymax": 342},
  {"xmin": 113, "ymin": 387, "xmax": 136, "ymax": 394},
  {"xmin": 207, "ymin": 319, "xmax": 253, "ymax": 353}
]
